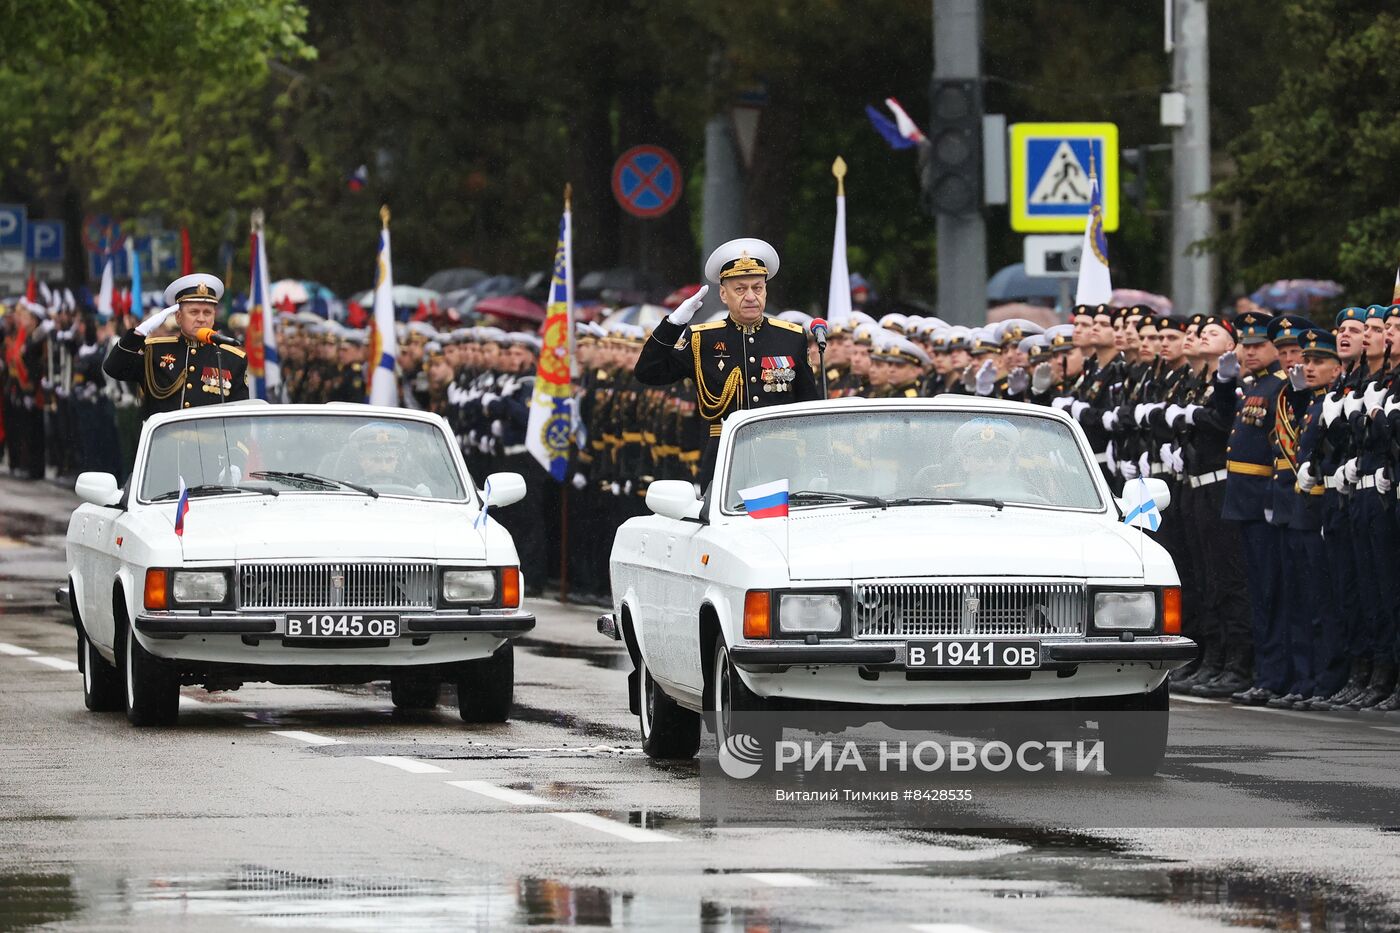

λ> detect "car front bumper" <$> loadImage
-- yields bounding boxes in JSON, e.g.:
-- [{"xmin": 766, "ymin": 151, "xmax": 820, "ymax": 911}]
[
  {"xmin": 728, "ymin": 636, "xmax": 1197, "ymax": 671},
  {"xmin": 135, "ymin": 609, "xmax": 536, "ymax": 640}
]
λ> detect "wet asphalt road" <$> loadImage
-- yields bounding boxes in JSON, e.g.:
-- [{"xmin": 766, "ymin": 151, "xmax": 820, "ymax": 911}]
[{"xmin": 2, "ymin": 475, "xmax": 1400, "ymax": 932}]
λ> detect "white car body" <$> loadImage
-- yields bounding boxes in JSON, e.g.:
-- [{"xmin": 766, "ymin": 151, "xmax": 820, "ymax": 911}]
[
  {"xmin": 63, "ymin": 402, "xmax": 533, "ymax": 712},
  {"xmin": 607, "ymin": 397, "xmax": 1193, "ymax": 715}
]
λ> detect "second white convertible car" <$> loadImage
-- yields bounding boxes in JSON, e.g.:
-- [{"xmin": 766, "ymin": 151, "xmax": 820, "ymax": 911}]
[
  {"xmin": 62, "ymin": 402, "xmax": 533, "ymax": 727},
  {"xmin": 600, "ymin": 397, "xmax": 1194, "ymax": 775}
]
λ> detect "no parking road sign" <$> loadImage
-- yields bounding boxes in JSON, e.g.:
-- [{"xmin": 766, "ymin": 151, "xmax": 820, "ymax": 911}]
[
  {"xmin": 612, "ymin": 145, "xmax": 682, "ymax": 219},
  {"xmin": 1009, "ymin": 123, "xmax": 1118, "ymax": 234}
]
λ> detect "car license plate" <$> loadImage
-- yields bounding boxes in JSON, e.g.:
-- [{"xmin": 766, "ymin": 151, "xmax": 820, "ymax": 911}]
[
  {"xmin": 907, "ymin": 640, "xmax": 1040, "ymax": 669},
  {"xmin": 285, "ymin": 613, "xmax": 400, "ymax": 638}
]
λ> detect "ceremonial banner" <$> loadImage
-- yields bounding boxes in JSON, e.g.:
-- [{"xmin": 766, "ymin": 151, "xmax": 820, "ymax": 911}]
[
  {"xmin": 826, "ymin": 157, "xmax": 853, "ymax": 327},
  {"xmin": 367, "ymin": 206, "xmax": 399, "ymax": 407},
  {"xmin": 527, "ymin": 194, "xmax": 575, "ymax": 481},
  {"xmin": 1073, "ymin": 161, "xmax": 1113, "ymax": 305},
  {"xmin": 247, "ymin": 211, "xmax": 280, "ymax": 401}
]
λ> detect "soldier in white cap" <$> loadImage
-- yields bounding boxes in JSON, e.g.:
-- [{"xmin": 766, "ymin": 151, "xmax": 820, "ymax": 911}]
[
  {"xmin": 634, "ymin": 237, "xmax": 818, "ymax": 485},
  {"xmin": 103, "ymin": 273, "xmax": 248, "ymax": 420}
]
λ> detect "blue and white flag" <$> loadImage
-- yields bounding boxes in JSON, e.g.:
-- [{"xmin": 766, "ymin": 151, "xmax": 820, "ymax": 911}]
[
  {"xmin": 368, "ymin": 206, "xmax": 399, "ymax": 406},
  {"xmin": 1074, "ymin": 159, "xmax": 1113, "ymax": 305},
  {"xmin": 526, "ymin": 194, "xmax": 576, "ymax": 482},
  {"xmin": 1122, "ymin": 477, "xmax": 1162, "ymax": 532}
]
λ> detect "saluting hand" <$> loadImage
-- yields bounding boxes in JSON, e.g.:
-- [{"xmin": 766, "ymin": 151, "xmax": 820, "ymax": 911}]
[
  {"xmin": 974, "ymin": 360, "xmax": 997, "ymax": 396},
  {"xmin": 1006, "ymin": 367, "xmax": 1029, "ymax": 395},
  {"xmin": 135, "ymin": 304, "xmax": 179, "ymax": 337},
  {"xmin": 1216, "ymin": 351, "xmax": 1240, "ymax": 381},
  {"xmin": 1287, "ymin": 364, "xmax": 1307, "ymax": 391},
  {"xmin": 666, "ymin": 285, "xmax": 709, "ymax": 326},
  {"xmin": 1031, "ymin": 362, "xmax": 1054, "ymax": 395}
]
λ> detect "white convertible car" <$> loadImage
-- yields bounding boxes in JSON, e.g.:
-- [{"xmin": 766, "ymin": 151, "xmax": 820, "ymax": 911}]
[
  {"xmin": 600, "ymin": 397, "xmax": 1195, "ymax": 775},
  {"xmin": 61, "ymin": 402, "xmax": 533, "ymax": 727}
]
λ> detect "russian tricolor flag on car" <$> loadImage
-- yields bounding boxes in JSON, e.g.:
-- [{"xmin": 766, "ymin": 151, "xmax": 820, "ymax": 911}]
[
  {"xmin": 173, "ymin": 477, "xmax": 190, "ymax": 537},
  {"xmin": 738, "ymin": 479, "xmax": 790, "ymax": 519}
]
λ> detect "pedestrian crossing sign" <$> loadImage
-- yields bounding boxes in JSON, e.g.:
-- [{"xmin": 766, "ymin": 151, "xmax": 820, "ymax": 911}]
[{"xmin": 1009, "ymin": 122, "xmax": 1118, "ymax": 233}]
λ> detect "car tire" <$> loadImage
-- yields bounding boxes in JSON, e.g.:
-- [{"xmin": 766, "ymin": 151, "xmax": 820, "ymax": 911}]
[
  {"xmin": 1096, "ymin": 681, "xmax": 1169, "ymax": 777},
  {"xmin": 79, "ymin": 624, "xmax": 124, "ymax": 712},
  {"xmin": 390, "ymin": 674, "xmax": 440, "ymax": 710},
  {"xmin": 123, "ymin": 623, "xmax": 179, "ymax": 727},
  {"xmin": 456, "ymin": 643, "xmax": 513, "ymax": 723},
  {"xmin": 711, "ymin": 641, "xmax": 779, "ymax": 765},
  {"xmin": 638, "ymin": 657, "xmax": 701, "ymax": 760}
]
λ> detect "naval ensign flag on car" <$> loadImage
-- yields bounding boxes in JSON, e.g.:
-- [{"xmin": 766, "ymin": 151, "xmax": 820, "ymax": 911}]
[{"xmin": 368, "ymin": 205, "xmax": 399, "ymax": 407}]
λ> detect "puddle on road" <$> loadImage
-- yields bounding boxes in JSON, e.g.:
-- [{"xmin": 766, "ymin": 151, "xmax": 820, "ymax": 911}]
[
  {"xmin": 515, "ymin": 636, "xmax": 630, "ymax": 671},
  {"xmin": 0, "ymin": 864, "xmax": 782, "ymax": 931}
]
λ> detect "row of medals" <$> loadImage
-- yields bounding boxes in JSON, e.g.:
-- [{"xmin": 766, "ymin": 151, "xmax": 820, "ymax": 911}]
[{"xmin": 762, "ymin": 364, "xmax": 795, "ymax": 393}]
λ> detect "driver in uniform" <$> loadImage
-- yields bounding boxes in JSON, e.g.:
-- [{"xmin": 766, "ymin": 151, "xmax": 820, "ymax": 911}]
[
  {"xmin": 951, "ymin": 417, "xmax": 1031, "ymax": 501},
  {"xmin": 346, "ymin": 421, "xmax": 410, "ymax": 487},
  {"xmin": 634, "ymin": 237, "xmax": 820, "ymax": 486}
]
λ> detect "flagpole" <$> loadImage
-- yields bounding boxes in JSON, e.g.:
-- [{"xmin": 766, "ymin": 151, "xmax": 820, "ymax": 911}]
[{"xmin": 558, "ymin": 183, "xmax": 572, "ymax": 604}]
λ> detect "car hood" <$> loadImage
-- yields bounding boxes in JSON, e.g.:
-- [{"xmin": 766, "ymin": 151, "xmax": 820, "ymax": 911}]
[
  {"xmin": 155, "ymin": 494, "xmax": 500, "ymax": 562},
  {"xmin": 740, "ymin": 506, "xmax": 1151, "ymax": 580}
]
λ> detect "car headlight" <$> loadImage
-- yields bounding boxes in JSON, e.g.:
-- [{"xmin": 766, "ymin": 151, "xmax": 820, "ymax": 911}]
[
  {"xmin": 778, "ymin": 593, "xmax": 843, "ymax": 634},
  {"xmin": 1093, "ymin": 591, "xmax": 1156, "ymax": 631},
  {"xmin": 172, "ymin": 570, "xmax": 229, "ymax": 605},
  {"xmin": 442, "ymin": 569, "xmax": 497, "ymax": 603}
]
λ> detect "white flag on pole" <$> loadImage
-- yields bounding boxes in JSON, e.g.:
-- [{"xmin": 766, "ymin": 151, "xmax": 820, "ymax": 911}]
[
  {"xmin": 1074, "ymin": 168, "xmax": 1113, "ymax": 306},
  {"xmin": 368, "ymin": 208, "xmax": 399, "ymax": 406},
  {"xmin": 827, "ymin": 157, "xmax": 853, "ymax": 326}
]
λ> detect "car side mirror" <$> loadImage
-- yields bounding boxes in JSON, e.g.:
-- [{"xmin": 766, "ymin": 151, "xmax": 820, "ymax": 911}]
[
  {"xmin": 483, "ymin": 472, "xmax": 526, "ymax": 508},
  {"xmin": 75, "ymin": 472, "xmax": 121, "ymax": 507},
  {"xmin": 1118, "ymin": 477, "xmax": 1171, "ymax": 515},
  {"xmin": 646, "ymin": 480, "xmax": 703, "ymax": 521}
]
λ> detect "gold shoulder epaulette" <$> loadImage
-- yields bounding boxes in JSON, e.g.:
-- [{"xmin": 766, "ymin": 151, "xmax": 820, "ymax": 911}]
[
  {"xmin": 690, "ymin": 320, "xmax": 725, "ymax": 333},
  {"xmin": 903, "ymin": 388, "xmax": 919, "ymax": 397},
  {"xmin": 146, "ymin": 335, "xmax": 179, "ymax": 344},
  {"xmin": 596, "ymin": 369, "xmax": 611, "ymax": 381},
  {"xmin": 768, "ymin": 318, "xmax": 805, "ymax": 333},
  {"xmin": 220, "ymin": 345, "xmax": 247, "ymax": 359}
]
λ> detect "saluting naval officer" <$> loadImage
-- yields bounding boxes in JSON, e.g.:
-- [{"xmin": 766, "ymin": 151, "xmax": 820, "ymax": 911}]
[
  {"xmin": 103, "ymin": 273, "xmax": 249, "ymax": 421},
  {"xmin": 634, "ymin": 238, "xmax": 819, "ymax": 486}
]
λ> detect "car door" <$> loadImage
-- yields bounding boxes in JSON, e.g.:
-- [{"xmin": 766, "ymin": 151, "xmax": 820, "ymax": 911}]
[
  {"xmin": 655, "ymin": 521, "xmax": 704, "ymax": 693},
  {"xmin": 82, "ymin": 504, "xmax": 126, "ymax": 648}
]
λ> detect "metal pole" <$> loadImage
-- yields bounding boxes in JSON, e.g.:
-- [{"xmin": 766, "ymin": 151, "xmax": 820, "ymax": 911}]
[
  {"xmin": 701, "ymin": 115, "xmax": 745, "ymax": 320},
  {"xmin": 933, "ymin": 0, "xmax": 987, "ymax": 327},
  {"xmin": 1169, "ymin": 0, "xmax": 1214, "ymax": 314},
  {"xmin": 558, "ymin": 483, "xmax": 570, "ymax": 603}
]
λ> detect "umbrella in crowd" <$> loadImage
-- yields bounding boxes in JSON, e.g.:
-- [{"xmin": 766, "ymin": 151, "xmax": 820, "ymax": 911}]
[
  {"xmin": 474, "ymin": 295, "xmax": 545, "ymax": 325},
  {"xmin": 421, "ymin": 267, "xmax": 488, "ymax": 293},
  {"xmin": 1250, "ymin": 279, "xmax": 1345, "ymax": 312},
  {"xmin": 986, "ymin": 302, "xmax": 1060, "ymax": 329},
  {"xmin": 1111, "ymin": 288, "xmax": 1173, "ymax": 315},
  {"xmin": 986, "ymin": 263, "xmax": 1062, "ymax": 303},
  {"xmin": 270, "ymin": 279, "xmax": 309, "ymax": 305},
  {"xmin": 604, "ymin": 304, "xmax": 671, "ymax": 330}
]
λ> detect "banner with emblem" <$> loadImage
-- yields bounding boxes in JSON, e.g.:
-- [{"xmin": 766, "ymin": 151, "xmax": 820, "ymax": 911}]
[
  {"xmin": 526, "ymin": 189, "xmax": 576, "ymax": 482},
  {"xmin": 1073, "ymin": 158, "xmax": 1113, "ymax": 306},
  {"xmin": 368, "ymin": 205, "xmax": 399, "ymax": 406}
]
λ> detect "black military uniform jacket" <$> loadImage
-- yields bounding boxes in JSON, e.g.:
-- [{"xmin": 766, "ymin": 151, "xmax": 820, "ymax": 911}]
[
  {"xmin": 636, "ymin": 315, "xmax": 820, "ymax": 438},
  {"xmin": 103, "ymin": 330, "xmax": 249, "ymax": 420}
]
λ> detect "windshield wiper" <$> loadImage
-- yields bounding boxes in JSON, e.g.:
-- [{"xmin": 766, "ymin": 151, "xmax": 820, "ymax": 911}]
[
  {"xmin": 790, "ymin": 489, "xmax": 889, "ymax": 509},
  {"xmin": 151, "ymin": 483, "xmax": 277, "ymax": 501},
  {"xmin": 249, "ymin": 470, "xmax": 339, "ymax": 490},
  {"xmin": 877, "ymin": 496, "xmax": 1005, "ymax": 511},
  {"xmin": 281, "ymin": 471, "xmax": 379, "ymax": 499}
]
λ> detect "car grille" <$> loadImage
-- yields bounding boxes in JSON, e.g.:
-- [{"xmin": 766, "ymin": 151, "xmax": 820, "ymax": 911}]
[
  {"xmin": 237, "ymin": 562, "xmax": 436, "ymax": 610},
  {"xmin": 853, "ymin": 581, "xmax": 1087, "ymax": 638}
]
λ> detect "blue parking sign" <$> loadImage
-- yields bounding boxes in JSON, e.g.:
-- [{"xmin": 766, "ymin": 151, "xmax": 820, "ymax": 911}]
[
  {"xmin": 26, "ymin": 220, "xmax": 64, "ymax": 263},
  {"xmin": 0, "ymin": 204, "xmax": 26, "ymax": 250}
]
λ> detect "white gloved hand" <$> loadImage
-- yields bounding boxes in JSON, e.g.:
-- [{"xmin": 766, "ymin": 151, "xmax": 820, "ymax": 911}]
[
  {"xmin": 229, "ymin": 465, "xmax": 242, "ymax": 485},
  {"xmin": 624, "ymin": 480, "xmax": 633, "ymax": 495},
  {"xmin": 1144, "ymin": 401, "xmax": 1167, "ymax": 424},
  {"xmin": 609, "ymin": 482, "xmax": 621, "ymax": 496},
  {"xmin": 1101, "ymin": 410, "xmax": 1119, "ymax": 432},
  {"xmin": 1322, "ymin": 391, "xmax": 1344, "ymax": 426},
  {"xmin": 1007, "ymin": 367, "xmax": 1029, "ymax": 396},
  {"xmin": 1138, "ymin": 452, "xmax": 1151, "ymax": 477},
  {"xmin": 666, "ymin": 285, "xmax": 709, "ymax": 326},
  {"xmin": 1288, "ymin": 364, "xmax": 1308, "ymax": 391},
  {"xmin": 480, "ymin": 391, "xmax": 499, "ymax": 409},
  {"xmin": 1298, "ymin": 462, "xmax": 1318, "ymax": 492},
  {"xmin": 961, "ymin": 366, "xmax": 978, "ymax": 391},
  {"xmin": 35, "ymin": 319, "xmax": 56, "ymax": 337},
  {"xmin": 1384, "ymin": 394, "xmax": 1400, "ymax": 418},
  {"xmin": 1343, "ymin": 457, "xmax": 1360, "ymax": 484},
  {"xmin": 1165, "ymin": 403, "xmax": 1186, "ymax": 428},
  {"xmin": 1032, "ymin": 362, "xmax": 1054, "ymax": 395},
  {"xmin": 1216, "ymin": 350, "xmax": 1240, "ymax": 381},
  {"xmin": 1377, "ymin": 468, "xmax": 1393, "ymax": 495},
  {"xmin": 1332, "ymin": 466, "xmax": 1352, "ymax": 494},
  {"xmin": 1133, "ymin": 403, "xmax": 1148, "ymax": 425},
  {"xmin": 974, "ymin": 360, "xmax": 997, "ymax": 396},
  {"xmin": 1051, "ymin": 396, "xmax": 1074, "ymax": 411},
  {"xmin": 1364, "ymin": 381, "xmax": 1387, "ymax": 414},
  {"xmin": 1344, "ymin": 393, "xmax": 1364, "ymax": 417},
  {"xmin": 1070, "ymin": 400, "xmax": 1089, "ymax": 422},
  {"xmin": 1183, "ymin": 404, "xmax": 1201, "ymax": 426},
  {"xmin": 571, "ymin": 472, "xmax": 587, "ymax": 490},
  {"xmin": 1120, "ymin": 459, "xmax": 1138, "ymax": 479},
  {"xmin": 135, "ymin": 304, "xmax": 178, "ymax": 337}
]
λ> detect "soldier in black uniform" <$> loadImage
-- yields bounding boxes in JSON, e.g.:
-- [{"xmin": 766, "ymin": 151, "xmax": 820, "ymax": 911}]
[
  {"xmin": 634, "ymin": 238, "xmax": 819, "ymax": 487},
  {"xmin": 103, "ymin": 273, "xmax": 249, "ymax": 421}
]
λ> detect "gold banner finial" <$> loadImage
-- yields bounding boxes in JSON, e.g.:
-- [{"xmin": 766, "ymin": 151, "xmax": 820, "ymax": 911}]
[
  {"xmin": 380, "ymin": 204, "xmax": 391, "ymax": 228},
  {"xmin": 1088, "ymin": 151, "xmax": 1098, "ymax": 180},
  {"xmin": 832, "ymin": 156, "xmax": 847, "ymax": 197},
  {"xmin": 564, "ymin": 183, "xmax": 572, "ymax": 211},
  {"xmin": 251, "ymin": 208, "xmax": 265, "ymax": 232}
]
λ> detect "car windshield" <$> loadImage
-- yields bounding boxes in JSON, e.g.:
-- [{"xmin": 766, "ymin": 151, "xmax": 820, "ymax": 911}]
[
  {"xmin": 139, "ymin": 413, "xmax": 467, "ymax": 502},
  {"xmin": 723, "ymin": 409, "xmax": 1103, "ymax": 513}
]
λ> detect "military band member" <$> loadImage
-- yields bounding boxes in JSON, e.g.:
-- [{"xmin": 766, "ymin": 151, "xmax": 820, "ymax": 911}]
[
  {"xmin": 634, "ymin": 238, "xmax": 819, "ymax": 486},
  {"xmin": 103, "ymin": 273, "xmax": 248, "ymax": 421}
]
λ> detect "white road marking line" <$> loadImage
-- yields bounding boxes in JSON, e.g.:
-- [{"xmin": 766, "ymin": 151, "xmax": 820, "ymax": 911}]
[
  {"xmin": 446, "ymin": 780, "xmax": 552, "ymax": 807},
  {"xmin": 179, "ymin": 695, "xmax": 207, "ymax": 707},
  {"xmin": 364, "ymin": 755, "xmax": 449, "ymax": 774},
  {"xmin": 551, "ymin": 812, "xmax": 680, "ymax": 843},
  {"xmin": 910, "ymin": 925, "xmax": 996, "ymax": 933},
  {"xmin": 271, "ymin": 730, "xmax": 342, "ymax": 746},
  {"xmin": 27, "ymin": 655, "xmax": 79, "ymax": 672},
  {"xmin": 1170, "ymin": 694, "xmax": 1220, "ymax": 704},
  {"xmin": 0, "ymin": 643, "xmax": 38, "ymax": 656},
  {"xmin": 740, "ymin": 872, "xmax": 822, "ymax": 887},
  {"xmin": 1373, "ymin": 726, "xmax": 1400, "ymax": 734}
]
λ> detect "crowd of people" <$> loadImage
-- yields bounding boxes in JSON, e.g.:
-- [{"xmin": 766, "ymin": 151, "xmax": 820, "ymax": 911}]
[{"xmin": 3, "ymin": 268, "xmax": 1395, "ymax": 714}]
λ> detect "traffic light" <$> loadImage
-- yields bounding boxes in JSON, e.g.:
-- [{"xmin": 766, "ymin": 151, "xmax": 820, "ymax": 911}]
[
  {"xmin": 921, "ymin": 78, "xmax": 983, "ymax": 216},
  {"xmin": 1122, "ymin": 147, "xmax": 1148, "ymax": 213}
]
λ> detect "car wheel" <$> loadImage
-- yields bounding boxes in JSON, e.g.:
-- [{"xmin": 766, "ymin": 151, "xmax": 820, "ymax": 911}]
[
  {"xmin": 456, "ymin": 643, "xmax": 513, "ymax": 723},
  {"xmin": 711, "ymin": 641, "xmax": 779, "ymax": 763},
  {"xmin": 123, "ymin": 623, "xmax": 179, "ymax": 727},
  {"xmin": 79, "ymin": 625, "xmax": 124, "ymax": 712},
  {"xmin": 638, "ymin": 657, "xmax": 701, "ymax": 760},
  {"xmin": 390, "ymin": 673, "xmax": 440, "ymax": 710},
  {"xmin": 1096, "ymin": 681, "xmax": 1169, "ymax": 777}
]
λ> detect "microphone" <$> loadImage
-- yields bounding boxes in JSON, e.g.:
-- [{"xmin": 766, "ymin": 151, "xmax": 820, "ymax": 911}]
[
  {"xmin": 810, "ymin": 317, "xmax": 829, "ymax": 350},
  {"xmin": 196, "ymin": 328, "xmax": 242, "ymax": 348}
]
